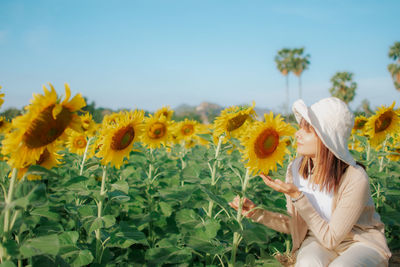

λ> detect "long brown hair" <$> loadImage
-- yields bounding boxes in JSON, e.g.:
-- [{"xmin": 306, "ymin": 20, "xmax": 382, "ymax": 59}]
[{"xmin": 298, "ymin": 119, "xmax": 349, "ymax": 193}]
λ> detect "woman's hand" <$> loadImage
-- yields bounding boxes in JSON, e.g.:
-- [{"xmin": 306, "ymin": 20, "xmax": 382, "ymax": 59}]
[
  {"xmin": 259, "ymin": 173, "xmax": 301, "ymax": 199},
  {"xmin": 229, "ymin": 195, "xmax": 257, "ymax": 218}
]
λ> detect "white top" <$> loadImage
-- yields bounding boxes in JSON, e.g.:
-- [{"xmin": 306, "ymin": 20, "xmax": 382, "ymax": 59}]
[{"xmin": 292, "ymin": 158, "xmax": 333, "ymax": 222}]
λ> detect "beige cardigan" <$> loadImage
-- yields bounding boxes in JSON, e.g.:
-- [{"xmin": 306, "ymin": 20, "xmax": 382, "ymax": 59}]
[{"xmin": 249, "ymin": 159, "xmax": 391, "ymax": 260}]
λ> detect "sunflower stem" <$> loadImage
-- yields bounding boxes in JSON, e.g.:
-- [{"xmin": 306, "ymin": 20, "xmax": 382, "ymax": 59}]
[
  {"xmin": 229, "ymin": 168, "xmax": 250, "ymax": 267},
  {"xmin": 146, "ymin": 148, "xmax": 156, "ymax": 247},
  {"xmin": 180, "ymin": 145, "xmax": 187, "ymax": 187},
  {"xmin": 9, "ymin": 210, "xmax": 20, "ymax": 235},
  {"xmin": 80, "ymin": 136, "xmax": 93, "ymax": 176},
  {"xmin": 95, "ymin": 166, "xmax": 107, "ymax": 263},
  {"xmin": 366, "ymin": 142, "xmax": 371, "ymax": 162},
  {"xmin": 229, "ymin": 232, "xmax": 241, "ymax": 267},
  {"xmin": 379, "ymin": 135, "xmax": 389, "ymax": 172},
  {"xmin": 3, "ymin": 168, "xmax": 17, "ymax": 240},
  {"xmin": 241, "ymin": 168, "xmax": 251, "ymax": 194},
  {"xmin": 207, "ymin": 135, "xmax": 224, "ymax": 217},
  {"xmin": 215, "ymin": 136, "xmax": 223, "ymax": 160}
]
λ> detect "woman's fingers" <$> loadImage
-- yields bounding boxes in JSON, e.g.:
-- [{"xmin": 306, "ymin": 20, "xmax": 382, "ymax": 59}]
[
  {"xmin": 229, "ymin": 195, "xmax": 240, "ymax": 210},
  {"xmin": 259, "ymin": 172, "xmax": 272, "ymax": 181},
  {"xmin": 229, "ymin": 196, "xmax": 255, "ymax": 213},
  {"xmin": 260, "ymin": 174, "xmax": 300, "ymax": 197},
  {"xmin": 228, "ymin": 201, "xmax": 237, "ymax": 210},
  {"xmin": 260, "ymin": 174, "xmax": 293, "ymax": 194},
  {"xmin": 260, "ymin": 174, "xmax": 282, "ymax": 191},
  {"xmin": 243, "ymin": 198, "xmax": 255, "ymax": 209}
]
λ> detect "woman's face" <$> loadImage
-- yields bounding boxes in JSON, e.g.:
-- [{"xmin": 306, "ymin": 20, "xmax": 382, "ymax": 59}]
[{"xmin": 295, "ymin": 120, "xmax": 319, "ymax": 158}]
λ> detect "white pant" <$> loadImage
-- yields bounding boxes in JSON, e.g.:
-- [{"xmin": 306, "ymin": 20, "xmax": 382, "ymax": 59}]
[{"xmin": 295, "ymin": 236, "xmax": 388, "ymax": 267}]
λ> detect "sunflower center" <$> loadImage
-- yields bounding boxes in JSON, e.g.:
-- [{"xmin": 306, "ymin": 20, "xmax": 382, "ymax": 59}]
[
  {"xmin": 181, "ymin": 125, "xmax": 194, "ymax": 136},
  {"xmin": 74, "ymin": 136, "xmax": 87, "ymax": 149},
  {"xmin": 36, "ymin": 149, "xmax": 50, "ymax": 165},
  {"xmin": 23, "ymin": 105, "xmax": 73, "ymax": 148},
  {"xmin": 354, "ymin": 119, "xmax": 367, "ymax": 130},
  {"xmin": 148, "ymin": 122, "xmax": 166, "ymax": 139},
  {"xmin": 226, "ymin": 114, "xmax": 248, "ymax": 131},
  {"xmin": 375, "ymin": 111, "xmax": 393, "ymax": 133},
  {"xmin": 111, "ymin": 126, "xmax": 135, "ymax": 150},
  {"xmin": 254, "ymin": 129, "xmax": 280, "ymax": 158}
]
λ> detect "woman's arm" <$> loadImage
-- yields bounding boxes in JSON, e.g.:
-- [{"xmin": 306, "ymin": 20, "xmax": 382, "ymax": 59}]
[
  {"xmin": 249, "ymin": 209, "xmax": 291, "ymax": 234},
  {"xmin": 229, "ymin": 196, "xmax": 291, "ymax": 234},
  {"xmin": 247, "ymin": 161, "xmax": 296, "ymax": 234}
]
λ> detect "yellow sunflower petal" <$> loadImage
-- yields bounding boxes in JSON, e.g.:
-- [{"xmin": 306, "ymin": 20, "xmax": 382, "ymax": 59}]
[
  {"xmin": 0, "ymin": 86, "xmax": 4, "ymax": 107},
  {"xmin": 63, "ymin": 83, "xmax": 71, "ymax": 103},
  {"xmin": 52, "ymin": 104, "xmax": 63, "ymax": 119}
]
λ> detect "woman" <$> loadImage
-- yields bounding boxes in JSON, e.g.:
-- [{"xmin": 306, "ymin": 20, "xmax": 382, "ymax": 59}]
[{"xmin": 230, "ymin": 97, "xmax": 391, "ymax": 266}]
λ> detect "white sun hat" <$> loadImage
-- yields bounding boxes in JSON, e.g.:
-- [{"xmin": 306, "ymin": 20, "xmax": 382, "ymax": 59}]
[{"xmin": 292, "ymin": 97, "xmax": 356, "ymax": 166}]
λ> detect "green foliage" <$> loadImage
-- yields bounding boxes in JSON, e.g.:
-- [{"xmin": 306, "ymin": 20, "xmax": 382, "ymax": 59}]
[
  {"xmin": 0, "ymin": 134, "xmax": 399, "ymax": 266},
  {"xmin": 0, "ymin": 108, "xmax": 22, "ymax": 121}
]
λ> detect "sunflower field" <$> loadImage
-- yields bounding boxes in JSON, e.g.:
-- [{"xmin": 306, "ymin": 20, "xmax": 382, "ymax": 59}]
[{"xmin": 0, "ymin": 84, "xmax": 400, "ymax": 267}]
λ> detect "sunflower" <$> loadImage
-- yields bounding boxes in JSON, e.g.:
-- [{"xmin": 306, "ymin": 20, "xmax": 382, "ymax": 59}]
[
  {"xmin": 213, "ymin": 102, "xmax": 256, "ymax": 139},
  {"xmin": 0, "ymin": 86, "xmax": 4, "ymax": 108},
  {"xmin": 66, "ymin": 130, "xmax": 89, "ymax": 156},
  {"xmin": 348, "ymin": 137, "xmax": 364, "ymax": 153},
  {"xmin": 282, "ymin": 136, "xmax": 297, "ymax": 154},
  {"xmin": 96, "ymin": 110, "xmax": 144, "ymax": 168},
  {"xmin": 0, "ymin": 116, "xmax": 11, "ymax": 135},
  {"xmin": 196, "ymin": 123, "xmax": 212, "ymax": 148},
  {"xmin": 102, "ymin": 112, "xmax": 121, "ymax": 126},
  {"xmin": 16, "ymin": 148, "xmax": 62, "ymax": 180},
  {"xmin": 174, "ymin": 119, "xmax": 200, "ymax": 142},
  {"xmin": 387, "ymin": 146, "xmax": 400, "ymax": 162},
  {"xmin": 171, "ymin": 120, "xmax": 203, "ymax": 149},
  {"xmin": 241, "ymin": 112, "xmax": 295, "ymax": 175},
  {"xmin": 141, "ymin": 114, "xmax": 171, "ymax": 149},
  {"xmin": 80, "ymin": 112, "xmax": 97, "ymax": 136},
  {"xmin": 352, "ymin": 115, "xmax": 368, "ymax": 135},
  {"xmin": 365, "ymin": 102, "xmax": 400, "ymax": 147},
  {"xmin": 385, "ymin": 136, "xmax": 400, "ymax": 162},
  {"xmin": 166, "ymin": 121, "xmax": 180, "ymax": 146},
  {"xmin": 154, "ymin": 106, "xmax": 174, "ymax": 120},
  {"xmin": 1, "ymin": 83, "xmax": 85, "ymax": 168}
]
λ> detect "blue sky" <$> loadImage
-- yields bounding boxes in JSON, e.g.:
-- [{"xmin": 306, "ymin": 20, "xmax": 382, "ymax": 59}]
[{"xmin": 0, "ymin": 0, "xmax": 399, "ymax": 113}]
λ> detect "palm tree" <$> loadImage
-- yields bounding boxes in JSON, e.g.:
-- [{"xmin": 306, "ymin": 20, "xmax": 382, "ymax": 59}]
[
  {"xmin": 275, "ymin": 48, "xmax": 292, "ymax": 115},
  {"xmin": 292, "ymin": 48, "xmax": 310, "ymax": 99},
  {"xmin": 329, "ymin": 72, "xmax": 357, "ymax": 104},
  {"xmin": 388, "ymin": 41, "xmax": 400, "ymax": 91}
]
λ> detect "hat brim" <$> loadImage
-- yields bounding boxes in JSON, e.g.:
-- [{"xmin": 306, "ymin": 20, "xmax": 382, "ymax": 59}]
[{"xmin": 292, "ymin": 99, "xmax": 311, "ymax": 125}]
